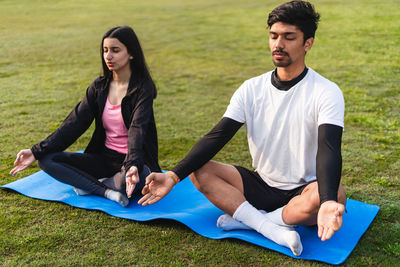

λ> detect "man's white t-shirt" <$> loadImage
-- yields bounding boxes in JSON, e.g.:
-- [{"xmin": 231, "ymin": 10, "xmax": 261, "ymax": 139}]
[{"xmin": 223, "ymin": 68, "xmax": 344, "ymax": 190}]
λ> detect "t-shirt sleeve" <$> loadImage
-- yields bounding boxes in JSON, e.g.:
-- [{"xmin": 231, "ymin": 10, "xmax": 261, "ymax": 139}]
[
  {"xmin": 317, "ymin": 84, "xmax": 345, "ymax": 128},
  {"xmin": 223, "ymin": 82, "xmax": 247, "ymax": 123}
]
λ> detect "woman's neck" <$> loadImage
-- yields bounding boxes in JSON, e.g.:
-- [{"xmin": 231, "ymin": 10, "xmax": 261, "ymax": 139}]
[{"xmin": 112, "ymin": 67, "xmax": 131, "ymax": 85}]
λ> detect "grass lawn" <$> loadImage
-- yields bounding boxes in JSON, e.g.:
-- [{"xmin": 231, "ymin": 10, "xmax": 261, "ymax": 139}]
[{"xmin": 1, "ymin": 0, "xmax": 399, "ymax": 265}]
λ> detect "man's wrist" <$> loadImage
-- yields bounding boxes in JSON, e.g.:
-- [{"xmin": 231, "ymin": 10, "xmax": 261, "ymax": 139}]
[{"xmin": 166, "ymin": 171, "xmax": 180, "ymax": 185}]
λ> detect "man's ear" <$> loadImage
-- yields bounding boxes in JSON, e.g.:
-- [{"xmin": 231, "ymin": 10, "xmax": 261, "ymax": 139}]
[{"xmin": 304, "ymin": 37, "xmax": 314, "ymax": 52}]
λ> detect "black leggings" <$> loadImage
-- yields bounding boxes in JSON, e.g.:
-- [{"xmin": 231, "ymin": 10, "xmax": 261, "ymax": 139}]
[{"xmin": 38, "ymin": 148, "xmax": 148, "ymax": 197}]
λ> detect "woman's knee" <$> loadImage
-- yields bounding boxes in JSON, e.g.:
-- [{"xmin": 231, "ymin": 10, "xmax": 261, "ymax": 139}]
[{"xmin": 37, "ymin": 152, "xmax": 58, "ymax": 170}]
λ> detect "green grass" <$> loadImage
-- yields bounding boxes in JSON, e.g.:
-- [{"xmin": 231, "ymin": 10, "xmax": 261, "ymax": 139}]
[{"xmin": 1, "ymin": 0, "xmax": 399, "ymax": 265}]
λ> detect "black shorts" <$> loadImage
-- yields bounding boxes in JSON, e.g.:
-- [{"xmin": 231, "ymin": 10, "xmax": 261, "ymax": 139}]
[{"xmin": 235, "ymin": 166, "xmax": 310, "ymax": 212}]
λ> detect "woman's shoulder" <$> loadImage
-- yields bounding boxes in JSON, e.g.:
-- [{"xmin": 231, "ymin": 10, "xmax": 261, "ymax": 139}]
[
  {"xmin": 84, "ymin": 76, "xmax": 109, "ymax": 104},
  {"xmin": 90, "ymin": 76, "xmax": 108, "ymax": 89},
  {"xmin": 86, "ymin": 76, "xmax": 109, "ymax": 95},
  {"xmin": 128, "ymin": 78, "xmax": 155, "ymax": 98}
]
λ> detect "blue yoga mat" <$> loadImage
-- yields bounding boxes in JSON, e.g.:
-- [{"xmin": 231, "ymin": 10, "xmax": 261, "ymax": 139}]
[{"xmin": 2, "ymin": 171, "xmax": 379, "ymax": 265}]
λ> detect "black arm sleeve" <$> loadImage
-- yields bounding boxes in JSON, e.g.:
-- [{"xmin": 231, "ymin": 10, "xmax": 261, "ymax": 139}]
[
  {"xmin": 316, "ymin": 124, "xmax": 343, "ymax": 204},
  {"xmin": 171, "ymin": 117, "xmax": 243, "ymax": 179}
]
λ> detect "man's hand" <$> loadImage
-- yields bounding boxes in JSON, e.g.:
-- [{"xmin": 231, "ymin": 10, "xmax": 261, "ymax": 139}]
[
  {"xmin": 125, "ymin": 166, "xmax": 139, "ymax": 198},
  {"xmin": 317, "ymin": 200, "xmax": 345, "ymax": 241},
  {"xmin": 9, "ymin": 149, "xmax": 36, "ymax": 176},
  {"xmin": 138, "ymin": 172, "xmax": 177, "ymax": 206}
]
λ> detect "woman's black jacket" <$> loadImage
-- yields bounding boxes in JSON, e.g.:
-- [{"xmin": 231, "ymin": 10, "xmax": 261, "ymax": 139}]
[{"xmin": 31, "ymin": 76, "xmax": 161, "ymax": 173}]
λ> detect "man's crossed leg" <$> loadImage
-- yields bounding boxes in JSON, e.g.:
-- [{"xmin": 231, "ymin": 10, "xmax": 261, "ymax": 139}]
[{"xmin": 189, "ymin": 160, "xmax": 346, "ymax": 256}]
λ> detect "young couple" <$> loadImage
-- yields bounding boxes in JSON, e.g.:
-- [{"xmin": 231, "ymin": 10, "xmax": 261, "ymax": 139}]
[{"xmin": 11, "ymin": 1, "xmax": 346, "ymax": 256}]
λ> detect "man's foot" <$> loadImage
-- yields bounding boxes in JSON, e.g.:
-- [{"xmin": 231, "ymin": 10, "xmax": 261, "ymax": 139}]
[
  {"xmin": 258, "ymin": 218, "xmax": 303, "ymax": 256},
  {"xmin": 217, "ymin": 214, "xmax": 252, "ymax": 230},
  {"xmin": 219, "ymin": 213, "xmax": 302, "ymax": 255},
  {"xmin": 232, "ymin": 201, "xmax": 302, "ymax": 256},
  {"xmin": 217, "ymin": 211, "xmax": 268, "ymax": 231},
  {"xmin": 105, "ymin": 189, "xmax": 129, "ymax": 207}
]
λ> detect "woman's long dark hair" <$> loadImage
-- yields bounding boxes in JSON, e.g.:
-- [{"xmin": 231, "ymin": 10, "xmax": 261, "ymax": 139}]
[{"xmin": 101, "ymin": 26, "xmax": 157, "ymax": 98}]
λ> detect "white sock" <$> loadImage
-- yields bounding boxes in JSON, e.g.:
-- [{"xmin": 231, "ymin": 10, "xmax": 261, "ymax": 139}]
[
  {"xmin": 73, "ymin": 187, "xmax": 90, "ymax": 196},
  {"xmin": 217, "ymin": 214, "xmax": 252, "ymax": 230},
  {"xmin": 265, "ymin": 206, "xmax": 292, "ymax": 227},
  {"xmin": 233, "ymin": 201, "xmax": 303, "ymax": 256},
  {"xmin": 219, "ymin": 206, "xmax": 293, "ymax": 229},
  {"xmin": 217, "ymin": 210, "xmax": 267, "ymax": 231},
  {"xmin": 106, "ymin": 190, "xmax": 129, "ymax": 207}
]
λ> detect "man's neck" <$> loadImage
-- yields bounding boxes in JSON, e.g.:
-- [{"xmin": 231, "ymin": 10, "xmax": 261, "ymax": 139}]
[
  {"xmin": 271, "ymin": 67, "xmax": 308, "ymax": 91},
  {"xmin": 276, "ymin": 63, "xmax": 306, "ymax": 81}
]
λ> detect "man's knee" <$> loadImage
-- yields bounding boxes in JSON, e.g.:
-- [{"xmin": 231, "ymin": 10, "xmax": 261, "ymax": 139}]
[
  {"xmin": 189, "ymin": 160, "xmax": 223, "ymax": 193},
  {"xmin": 337, "ymin": 184, "xmax": 346, "ymax": 205},
  {"xmin": 302, "ymin": 182, "xmax": 347, "ymax": 210},
  {"xmin": 189, "ymin": 161, "xmax": 214, "ymax": 191},
  {"xmin": 300, "ymin": 182, "xmax": 320, "ymax": 213}
]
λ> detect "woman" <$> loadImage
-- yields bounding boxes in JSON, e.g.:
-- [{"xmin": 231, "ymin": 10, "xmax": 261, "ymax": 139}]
[{"xmin": 10, "ymin": 26, "xmax": 161, "ymax": 206}]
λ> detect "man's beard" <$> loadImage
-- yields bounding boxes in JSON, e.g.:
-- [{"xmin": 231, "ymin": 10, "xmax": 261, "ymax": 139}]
[
  {"xmin": 272, "ymin": 49, "xmax": 292, "ymax": 67},
  {"xmin": 272, "ymin": 58, "xmax": 292, "ymax": 67}
]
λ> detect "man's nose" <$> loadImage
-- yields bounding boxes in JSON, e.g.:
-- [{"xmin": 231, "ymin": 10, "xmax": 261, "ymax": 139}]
[{"xmin": 274, "ymin": 36, "xmax": 285, "ymax": 49}]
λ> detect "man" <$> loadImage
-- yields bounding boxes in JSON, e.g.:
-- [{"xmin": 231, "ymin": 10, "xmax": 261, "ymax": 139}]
[{"xmin": 138, "ymin": 0, "xmax": 346, "ymax": 256}]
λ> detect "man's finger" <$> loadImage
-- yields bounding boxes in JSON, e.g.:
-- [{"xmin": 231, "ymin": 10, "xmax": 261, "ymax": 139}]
[
  {"xmin": 324, "ymin": 227, "xmax": 335, "ymax": 240},
  {"xmin": 322, "ymin": 226, "xmax": 329, "ymax": 241},
  {"xmin": 141, "ymin": 185, "xmax": 149, "ymax": 195},
  {"xmin": 145, "ymin": 172, "xmax": 155, "ymax": 185},
  {"xmin": 318, "ymin": 225, "xmax": 323, "ymax": 238},
  {"xmin": 147, "ymin": 195, "xmax": 160, "ymax": 205},
  {"xmin": 143, "ymin": 195, "xmax": 159, "ymax": 206},
  {"xmin": 138, "ymin": 193, "xmax": 152, "ymax": 205}
]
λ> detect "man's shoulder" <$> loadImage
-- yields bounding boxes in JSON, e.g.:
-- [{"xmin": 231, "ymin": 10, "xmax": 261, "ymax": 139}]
[
  {"xmin": 306, "ymin": 69, "xmax": 344, "ymax": 108},
  {"xmin": 307, "ymin": 68, "xmax": 340, "ymax": 91},
  {"xmin": 246, "ymin": 71, "xmax": 272, "ymax": 83},
  {"xmin": 238, "ymin": 71, "xmax": 273, "ymax": 92}
]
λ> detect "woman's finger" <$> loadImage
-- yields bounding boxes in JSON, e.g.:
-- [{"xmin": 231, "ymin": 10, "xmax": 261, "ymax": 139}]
[{"xmin": 126, "ymin": 181, "xmax": 135, "ymax": 198}]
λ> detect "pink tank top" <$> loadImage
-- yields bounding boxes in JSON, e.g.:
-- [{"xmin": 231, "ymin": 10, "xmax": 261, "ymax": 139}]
[{"xmin": 102, "ymin": 97, "xmax": 128, "ymax": 154}]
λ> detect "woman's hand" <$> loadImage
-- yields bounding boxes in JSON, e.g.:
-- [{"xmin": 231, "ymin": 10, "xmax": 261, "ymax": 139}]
[
  {"xmin": 125, "ymin": 166, "xmax": 139, "ymax": 198},
  {"xmin": 9, "ymin": 149, "xmax": 36, "ymax": 175},
  {"xmin": 138, "ymin": 171, "xmax": 177, "ymax": 206}
]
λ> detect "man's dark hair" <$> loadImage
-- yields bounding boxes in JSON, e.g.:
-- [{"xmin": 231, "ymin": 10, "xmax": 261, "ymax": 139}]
[{"xmin": 267, "ymin": 1, "xmax": 320, "ymax": 41}]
